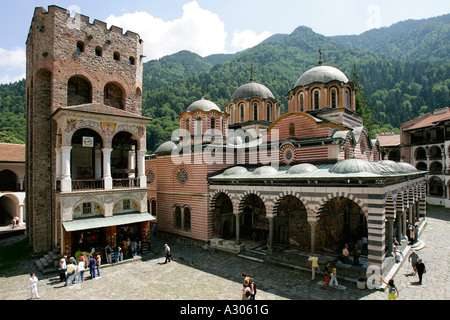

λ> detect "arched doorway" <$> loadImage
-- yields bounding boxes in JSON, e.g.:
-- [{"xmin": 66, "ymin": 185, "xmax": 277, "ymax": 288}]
[
  {"xmin": 213, "ymin": 193, "xmax": 234, "ymax": 239},
  {"xmin": 71, "ymin": 128, "xmax": 104, "ymax": 190},
  {"xmin": 111, "ymin": 131, "xmax": 139, "ymax": 187},
  {"xmin": 0, "ymin": 195, "xmax": 18, "ymax": 226},
  {"xmin": 274, "ymin": 195, "xmax": 310, "ymax": 249},
  {"xmin": 240, "ymin": 194, "xmax": 267, "ymax": 242},
  {"xmin": 0, "ymin": 169, "xmax": 17, "ymax": 191},
  {"xmin": 316, "ymin": 197, "xmax": 367, "ymax": 255}
]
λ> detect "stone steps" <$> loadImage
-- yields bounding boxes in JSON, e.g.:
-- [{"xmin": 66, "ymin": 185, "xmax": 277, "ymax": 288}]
[{"xmin": 33, "ymin": 247, "xmax": 61, "ymax": 274}]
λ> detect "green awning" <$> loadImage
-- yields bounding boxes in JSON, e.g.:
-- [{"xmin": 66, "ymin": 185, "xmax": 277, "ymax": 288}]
[{"xmin": 63, "ymin": 212, "xmax": 155, "ymax": 232}]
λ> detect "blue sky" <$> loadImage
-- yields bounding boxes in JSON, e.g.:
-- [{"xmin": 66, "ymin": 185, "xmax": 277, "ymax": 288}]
[{"xmin": 0, "ymin": 0, "xmax": 449, "ymax": 84}]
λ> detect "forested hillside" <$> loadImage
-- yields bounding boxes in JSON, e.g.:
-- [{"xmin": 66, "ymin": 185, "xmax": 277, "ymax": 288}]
[{"xmin": 0, "ymin": 14, "xmax": 448, "ymax": 152}]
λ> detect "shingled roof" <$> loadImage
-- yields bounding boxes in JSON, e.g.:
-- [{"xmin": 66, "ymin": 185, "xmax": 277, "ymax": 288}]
[{"xmin": 0, "ymin": 143, "xmax": 25, "ymax": 162}]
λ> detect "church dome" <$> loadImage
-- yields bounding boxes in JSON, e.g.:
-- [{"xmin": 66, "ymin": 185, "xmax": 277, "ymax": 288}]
[
  {"xmin": 295, "ymin": 65, "xmax": 349, "ymax": 88},
  {"xmin": 155, "ymin": 141, "xmax": 177, "ymax": 153},
  {"xmin": 329, "ymin": 158, "xmax": 394, "ymax": 175},
  {"xmin": 186, "ymin": 98, "xmax": 221, "ymax": 113},
  {"xmin": 287, "ymin": 163, "xmax": 318, "ymax": 175},
  {"xmin": 231, "ymin": 81, "xmax": 275, "ymax": 101},
  {"xmin": 223, "ymin": 166, "xmax": 248, "ymax": 176},
  {"xmin": 252, "ymin": 165, "xmax": 278, "ymax": 176}
]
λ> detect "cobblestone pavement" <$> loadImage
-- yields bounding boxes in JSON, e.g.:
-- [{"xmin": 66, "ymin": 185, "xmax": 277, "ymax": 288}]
[{"xmin": 0, "ymin": 206, "xmax": 448, "ymax": 301}]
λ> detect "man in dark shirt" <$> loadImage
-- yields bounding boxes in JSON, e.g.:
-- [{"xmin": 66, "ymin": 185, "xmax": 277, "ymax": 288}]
[{"xmin": 415, "ymin": 259, "xmax": 426, "ymax": 284}]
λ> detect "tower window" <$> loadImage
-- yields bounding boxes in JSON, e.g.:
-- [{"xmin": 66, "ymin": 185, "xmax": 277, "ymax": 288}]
[
  {"xmin": 266, "ymin": 102, "xmax": 272, "ymax": 121},
  {"xmin": 313, "ymin": 90, "xmax": 320, "ymax": 110},
  {"xmin": 113, "ymin": 51, "xmax": 121, "ymax": 61},
  {"xmin": 76, "ymin": 41, "xmax": 84, "ymax": 53},
  {"xmin": 253, "ymin": 102, "xmax": 259, "ymax": 121},
  {"xmin": 129, "ymin": 56, "xmax": 135, "ymax": 65},
  {"xmin": 331, "ymin": 90, "xmax": 337, "ymax": 108},
  {"xmin": 239, "ymin": 103, "xmax": 245, "ymax": 122},
  {"xmin": 95, "ymin": 46, "xmax": 102, "ymax": 57}
]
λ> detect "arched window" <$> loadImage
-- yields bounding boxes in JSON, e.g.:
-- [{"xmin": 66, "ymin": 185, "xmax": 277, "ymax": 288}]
[
  {"xmin": 95, "ymin": 46, "xmax": 102, "ymax": 57},
  {"xmin": 345, "ymin": 89, "xmax": 351, "ymax": 109},
  {"xmin": 299, "ymin": 93, "xmax": 304, "ymax": 111},
  {"xmin": 129, "ymin": 56, "xmax": 135, "ymax": 65},
  {"xmin": 253, "ymin": 102, "xmax": 259, "ymax": 121},
  {"xmin": 239, "ymin": 103, "xmax": 245, "ymax": 122},
  {"xmin": 68, "ymin": 76, "xmax": 92, "ymax": 106},
  {"xmin": 113, "ymin": 51, "xmax": 121, "ymax": 61},
  {"xmin": 230, "ymin": 106, "xmax": 234, "ymax": 125},
  {"xmin": 211, "ymin": 117, "xmax": 216, "ymax": 134},
  {"xmin": 183, "ymin": 207, "xmax": 191, "ymax": 231},
  {"xmin": 174, "ymin": 206, "xmax": 182, "ymax": 229},
  {"xmin": 266, "ymin": 102, "xmax": 272, "ymax": 121},
  {"xmin": 330, "ymin": 88, "xmax": 338, "ymax": 108},
  {"xmin": 76, "ymin": 41, "xmax": 84, "ymax": 53},
  {"xmin": 185, "ymin": 119, "xmax": 190, "ymax": 134},
  {"xmin": 196, "ymin": 118, "xmax": 202, "ymax": 135},
  {"xmin": 104, "ymin": 82, "xmax": 124, "ymax": 109},
  {"xmin": 289, "ymin": 123, "xmax": 295, "ymax": 136},
  {"xmin": 313, "ymin": 90, "xmax": 320, "ymax": 110}
]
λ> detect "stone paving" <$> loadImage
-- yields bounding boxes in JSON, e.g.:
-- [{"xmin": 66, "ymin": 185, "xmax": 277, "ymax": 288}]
[{"xmin": 0, "ymin": 206, "xmax": 448, "ymax": 301}]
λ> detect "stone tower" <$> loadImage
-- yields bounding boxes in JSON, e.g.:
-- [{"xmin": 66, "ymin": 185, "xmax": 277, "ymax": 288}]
[{"xmin": 25, "ymin": 6, "xmax": 146, "ymax": 253}]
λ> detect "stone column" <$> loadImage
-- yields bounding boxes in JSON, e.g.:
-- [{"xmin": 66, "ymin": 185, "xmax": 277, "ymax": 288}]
[
  {"xmin": 128, "ymin": 149, "xmax": 136, "ymax": 178},
  {"xmin": 138, "ymin": 150, "xmax": 147, "ymax": 188},
  {"xmin": 386, "ymin": 216, "xmax": 394, "ymax": 255},
  {"xmin": 102, "ymin": 147, "xmax": 113, "ymax": 190},
  {"xmin": 234, "ymin": 211, "xmax": 241, "ymax": 245},
  {"xmin": 60, "ymin": 145, "xmax": 72, "ymax": 192},
  {"xmin": 94, "ymin": 148, "xmax": 102, "ymax": 179},
  {"xmin": 55, "ymin": 147, "xmax": 62, "ymax": 180},
  {"xmin": 309, "ymin": 220, "xmax": 317, "ymax": 255},
  {"xmin": 267, "ymin": 215, "xmax": 274, "ymax": 254}
]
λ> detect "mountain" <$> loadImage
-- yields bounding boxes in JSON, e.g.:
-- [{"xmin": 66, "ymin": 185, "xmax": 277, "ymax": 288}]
[
  {"xmin": 332, "ymin": 14, "xmax": 450, "ymax": 64},
  {"xmin": 0, "ymin": 15, "xmax": 449, "ymax": 152}
]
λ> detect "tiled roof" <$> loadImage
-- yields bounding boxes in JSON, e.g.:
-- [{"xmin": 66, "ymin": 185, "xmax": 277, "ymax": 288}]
[
  {"xmin": 0, "ymin": 143, "xmax": 25, "ymax": 162},
  {"xmin": 54, "ymin": 103, "xmax": 152, "ymax": 120},
  {"xmin": 402, "ymin": 108, "xmax": 450, "ymax": 131},
  {"xmin": 376, "ymin": 134, "xmax": 400, "ymax": 147}
]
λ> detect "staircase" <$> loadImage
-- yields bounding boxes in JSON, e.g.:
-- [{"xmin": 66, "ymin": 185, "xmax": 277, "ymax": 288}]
[{"xmin": 34, "ymin": 247, "xmax": 61, "ymax": 275}]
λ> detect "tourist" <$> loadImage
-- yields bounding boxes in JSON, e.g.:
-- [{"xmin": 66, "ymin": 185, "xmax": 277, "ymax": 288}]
[
  {"xmin": 163, "ymin": 244, "xmax": 171, "ymax": 263},
  {"xmin": 95, "ymin": 255, "xmax": 101, "ymax": 278},
  {"xmin": 105, "ymin": 244, "xmax": 113, "ymax": 264},
  {"xmin": 58, "ymin": 258, "xmax": 66, "ymax": 283},
  {"xmin": 88, "ymin": 255, "xmax": 96, "ymax": 279},
  {"xmin": 408, "ymin": 251, "xmax": 419, "ymax": 275},
  {"xmin": 242, "ymin": 273, "xmax": 250, "ymax": 286},
  {"xmin": 11, "ymin": 217, "xmax": 17, "ymax": 229},
  {"xmin": 380, "ymin": 276, "xmax": 399, "ymax": 300},
  {"xmin": 415, "ymin": 259, "xmax": 426, "ymax": 284},
  {"xmin": 249, "ymin": 278, "xmax": 257, "ymax": 300},
  {"xmin": 321, "ymin": 262, "xmax": 331, "ymax": 290},
  {"xmin": 29, "ymin": 273, "xmax": 40, "ymax": 299},
  {"xmin": 65, "ymin": 258, "xmax": 76, "ymax": 286},
  {"xmin": 413, "ymin": 224, "xmax": 419, "ymax": 244},
  {"xmin": 362, "ymin": 236, "xmax": 368, "ymax": 254},
  {"xmin": 77, "ymin": 257, "xmax": 85, "ymax": 282},
  {"xmin": 330, "ymin": 263, "xmax": 339, "ymax": 287},
  {"xmin": 242, "ymin": 283, "xmax": 251, "ymax": 300},
  {"xmin": 342, "ymin": 244, "xmax": 349, "ymax": 264},
  {"xmin": 308, "ymin": 254, "xmax": 320, "ymax": 280}
]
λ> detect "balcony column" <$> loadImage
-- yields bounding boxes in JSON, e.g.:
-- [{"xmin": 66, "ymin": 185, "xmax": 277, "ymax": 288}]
[
  {"xmin": 138, "ymin": 150, "xmax": 146, "ymax": 188},
  {"xmin": 128, "ymin": 149, "xmax": 136, "ymax": 178},
  {"xmin": 60, "ymin": 145, "xmax": 72, "ymax": 192},
  {"xmin": 102, "ymin": 148, "xmax": 113, "ymax": 190},
  {"xmin": 94, "ymin": 148, "xmax": 102, "ymax": 180},
  {"xmin": 55, "ymin": 147, "xmax": 62, "ymax": 180}
]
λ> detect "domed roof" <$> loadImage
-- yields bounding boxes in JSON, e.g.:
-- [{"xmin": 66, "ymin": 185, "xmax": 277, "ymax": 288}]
[
  {"xmin": 377, "ymin": 160, "xmax": 406, "ymax": 172},
  {"xmin": 295, "ymin": 65, "xmax": 349, "ymax": 88},
  {"xmin": 186, "ymin": 98, "xmax": 221, "ymax": 113},
  {"xmin": 396, "ymin": 162, "xmax": 418, "ymax": 172},
  {"xmin": 155, "ymin": 141, "xmax": 177, "ymax": 153},
  {"xmin": 223, "ymin": 166, "xmax": 248, "ymax": 176},
  {"xmin": 231, "ymin": 81, "xmax": 275, "ymax": 101},
  {"xmin": 252, "ymin": 165, "xmax": 278, "ymax": 175},
  {"xmin": 287, "ymin": 163, "xmax": 318, "ymax": 175},
  {"xmin": 329, "ymin": 158, "xmax": 394, "ymax": 175}
]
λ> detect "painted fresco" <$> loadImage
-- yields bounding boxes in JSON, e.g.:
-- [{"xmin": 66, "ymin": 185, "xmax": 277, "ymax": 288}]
[{"xmin": 276, "ymin": 196, "xmax": 310, "ymax": 249}]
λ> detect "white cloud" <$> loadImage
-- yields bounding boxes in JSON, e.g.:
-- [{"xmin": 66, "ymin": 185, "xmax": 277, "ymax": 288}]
[
  {"xmin": 231, "ymin": 29, "xmax": 273, "ymax": 52},
  {"xmin": 0, "ymin": 47, "xmax": 26, "ymax": 84},
  {"xmin": 105, "ymin": 1, "xmax": 228, "ymax": 60}
]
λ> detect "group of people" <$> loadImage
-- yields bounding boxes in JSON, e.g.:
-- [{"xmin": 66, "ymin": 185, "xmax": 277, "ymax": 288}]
[
  {"xmin": 241, "ymin": 273, "xmax": 257, "ymax": 300},
  {"xmin": 104, "ymin": 239, "xmax": 142, "ymax": 264},
  {"xmin": 308, "ymin": 255, "xmax": 339, "ymax": 290},
  {"xmin": 58, "ymin": 254, "xmax": 101, "ymax": 286},
  {"xmin": 341, "ymin": 239, "xmax": 367, "ymax": 266}
]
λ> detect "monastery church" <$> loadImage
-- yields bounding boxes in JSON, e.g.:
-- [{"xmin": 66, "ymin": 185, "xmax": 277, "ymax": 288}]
[{"xmin": 22, "ymin": 6, "xmax": 426, "ymax": 279}]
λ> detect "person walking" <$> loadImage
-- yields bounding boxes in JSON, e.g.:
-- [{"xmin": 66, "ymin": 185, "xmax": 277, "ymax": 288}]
[
  {"xmin": 88, "ymin": 255, "xmax": 96, "ymax": 279},
  {"xmin": 415, "ymin": 259, "xmax": 426, "ymax": 284},
  {"xmin": 330, "ymin": 263, "xmax": 339, "ymax": 287},
  {"xmin": 321, "ymin": 262, "xmax": 331, "ymax": 290},
  {"xmin": 342, "ymin": 244, "xmax": 349, "ymax": 264},
  {"xmin": 408, "ymin": 251, "xmax": 419, "ymax": 275},
  {"xmin": 105, "ymin": 245, "xmax": 113, "ymax": 264},
  {"xmin": 95, "ymin": 255, "xmax": 101, "ymax": 278},
  {"xmin": 353, "ymin": 243, "xmax": 361, "ymax": 265},
  {"xmin": 308, "ymin": 255, "xmax": 320, "ymax": 280},
  {"xmin": 249, "ymin": 278, "xmax": 257, "ymax": 300},
  {"xmin": 65, "ymin": 259, "xmax": 76, "ymax": 286},
  {"xmin": 381, "ymin": 276, "xmax": 399, "ymax": 300},
  {"xmin": 163, "ymin": 244, "xmax": 171, "ymax": 263},
  {"xmin": 77, "ymin": 257, "xmax": 85, "ymax": 282},
  {"xmin": 58, "ymin": 257, "xmax": 67, "ymax": 283},
  {"xmin": 29, "ymin": 273, "xmax": 40, "ymax": 299}
]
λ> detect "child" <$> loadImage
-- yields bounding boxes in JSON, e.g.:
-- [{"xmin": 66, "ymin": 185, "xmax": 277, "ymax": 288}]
[
  {"xmin": 29, "ymin": 273, "xmax": 40, "ymax": 299},
  {"xmin": 330, "ymin": 263, "xmax": 339, "ymax": 287}
]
